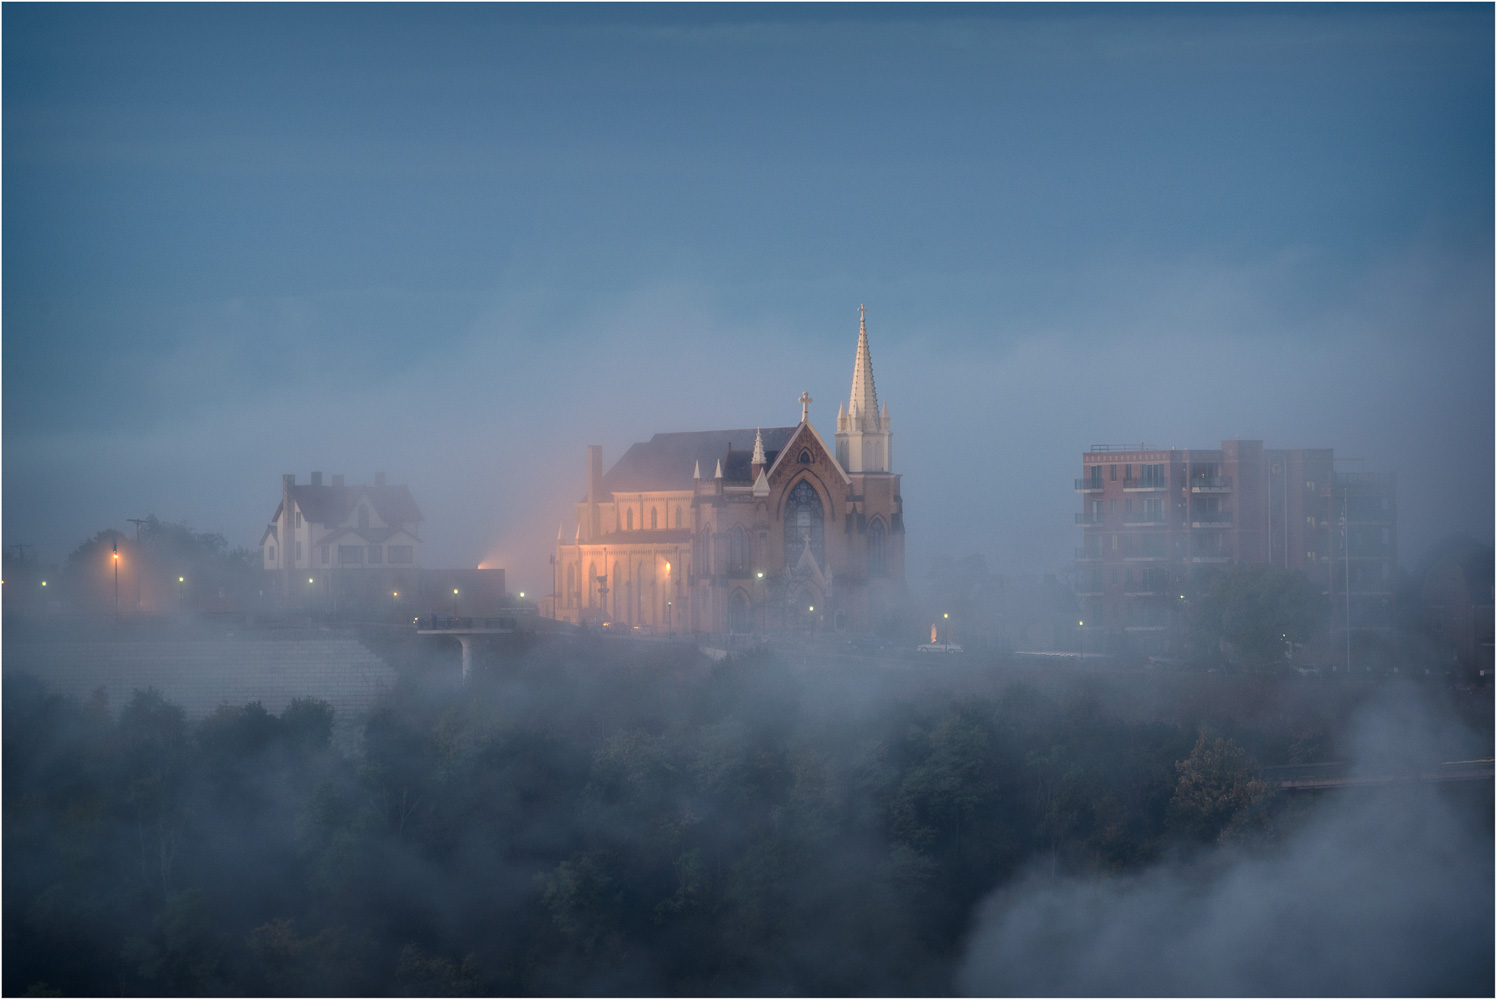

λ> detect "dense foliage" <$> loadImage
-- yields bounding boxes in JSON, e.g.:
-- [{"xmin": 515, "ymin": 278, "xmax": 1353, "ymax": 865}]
[{"xmin": 4, "ymin": 639, "xmax": 1490, "ymax": 995}]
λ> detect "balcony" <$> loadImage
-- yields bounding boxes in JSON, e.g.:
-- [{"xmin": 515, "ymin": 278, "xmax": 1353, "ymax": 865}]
[
  {"xmin": 1075, "ymin": 513, "xmax": 1104, "ymax": 525},
  {"xmin": 1190, "ymin": 554, "xmax": 1231, "ymax": 564},
  {"xmin": 1123, "ymin": 479, "xmax": 1168, "ymax": 492},
  {"xmin": 1190, "ymin": 476, "xmax": 1233, "ymax": 493},
  {"xmin": 1190, "ymin": 511, "xmax": 1232, "ymax": 527},
  {"xmin": 1123, "ymin": 513, "xmax": 1166, "ymax": 526},
  {"xmin": 1074, "ymin": 479, "xmax": 1104, "ymax": 492},
  {"xmin": 1075, "ymin": 548, "xmax": 1102, "ymax": 561}
]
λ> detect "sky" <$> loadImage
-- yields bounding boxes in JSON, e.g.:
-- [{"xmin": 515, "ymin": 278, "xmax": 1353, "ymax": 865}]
[{"xmin": 4, "ymin": 3, "xmax": 1492, "ymax": 595}]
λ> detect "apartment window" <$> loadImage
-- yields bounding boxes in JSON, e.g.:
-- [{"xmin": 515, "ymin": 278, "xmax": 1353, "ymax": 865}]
[
  {"xmin": 1124, "ymin": 464, "xmax": 1133, "ymax": 482},
  {"xmin": 368, "ymin": 545, "xmax": 382, "ymax": 564},
  {"xmin": 1109, "ymin": 499, "xmax": 1117, "ymax": 515},
  {"xmin": 268, "ymin": 546, "xmax": 276, "ymax": 562},
  {"xmin": 1111, "ymin": 535, "xmax": 1118, "ymax": 551},
  {"xmin": 388, "ymin": 545, "xmax": 414, "ymax": 564},
  {"xmin": 338, "ymin": 545, "xmax": 363, "ymax": 565},
  {"xmin": 1111, "ymin": 567, "xmax": 1119, "ymax": 584},
  {"xmin": 1089, "ymin": 466, "xmax": 1102, "ymax": 488},
  {"xmin": 1124, "ymin": 499, "xmax": 1133, "ymax": 516},
  {"xmin": 1110, "ymin": 464, "xmax": 1117, "ymax": 481}
]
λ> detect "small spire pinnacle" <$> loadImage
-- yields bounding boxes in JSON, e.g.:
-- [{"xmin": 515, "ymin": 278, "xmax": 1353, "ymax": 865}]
[
  {"xmin": 752, "ymin": 427, "xmax": 766, "ymax": 465},
  {"xmin": 693, "ymin": 459, "xmax": 701, "ymax": 480},
  {"xmin": 714, "ymin": 459, "xmax": 723, "ymax": 479},
  {"xmin": 557, "ymin": 522, "xmax": 564, "ymax": 541}
]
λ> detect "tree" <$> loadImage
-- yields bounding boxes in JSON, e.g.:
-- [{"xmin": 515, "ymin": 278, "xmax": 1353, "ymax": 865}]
[
  {"xmin": 1188, "ymin": 564, "xmax": 1329, "ymax": 669},
  {"xmin": 1168, "ymin": 733, "xmax": 1273, "ymax": 843}
]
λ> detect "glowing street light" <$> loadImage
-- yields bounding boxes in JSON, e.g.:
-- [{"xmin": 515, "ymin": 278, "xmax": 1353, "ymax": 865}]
[
  {"xmin": 452, "ymin": 588, "xmax": 460, "ymax": 615},
  {"xmin": 112, "ymin": 537, "xmax": 120, "ymax": 616},
  {"xmin": 1078, "ymin": 620, "xmax": 1085, "ymax": 663}
]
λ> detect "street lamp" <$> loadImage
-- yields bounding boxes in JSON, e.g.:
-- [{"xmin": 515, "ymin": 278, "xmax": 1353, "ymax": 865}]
[
  {"xmin": 112, "ymin": 538, "xmax": 120, "ymax": 616},
  {"xmin": 1078, "ymin": 620, "xmax": 1085, "ymax": 663},
  {"xmin": 452, "ymin": 588, "xmax": 460, "ymax": 616},
  {"xmin": 943, "ymin": 612, "xmax": 950, "ymax": 644}
]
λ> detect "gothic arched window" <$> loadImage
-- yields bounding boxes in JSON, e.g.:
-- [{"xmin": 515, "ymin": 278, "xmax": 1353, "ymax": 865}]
[
  {"xmin": 626, "ymin": 509, "xmax": 633, "ymax": 531},
  {"xmin": 651, "ymin": 507, "xmax": 658, "ymax": 530},
  {"xmin": 729, "ymin": 525, "xmax": 749, "ymax": 575},
  {"xmin": 798, "ymin": 449, "xmax": 812, "ymax": 464},
  {"xmin": 869, "ymin": 518, "xmax": 887, "ymax": 577},
  {"xmin": 784, "ymin": 480, "xmax": 824, "ymax": 568},
  {"xmin": 675, "ymin": 506, "xmax": 682, "ymax": 528}
]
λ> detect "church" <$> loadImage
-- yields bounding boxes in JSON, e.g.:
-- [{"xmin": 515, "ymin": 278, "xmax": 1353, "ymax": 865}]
[{"xmin": 549, "ymin": 307, "xmax": 905, "ymax": 635}]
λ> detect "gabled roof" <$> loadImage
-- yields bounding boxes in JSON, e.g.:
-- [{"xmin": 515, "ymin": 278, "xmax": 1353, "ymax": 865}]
[
  {"xmin": 766, "ymin": 421, "xmax": 851, "ymax": 485},
  {"xmin": 271, "ymin": 483, "xmax": 424, "ymax": 528},
  {"xmin": 600, "ymin": 427, "xmax": 797, "ymax": 493}
]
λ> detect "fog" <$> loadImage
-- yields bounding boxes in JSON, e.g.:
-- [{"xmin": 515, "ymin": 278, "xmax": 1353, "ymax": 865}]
[
  {"xmin": 958, "ymin": 685, "xmax": 1494, "ymax": 996},
  {"xmin": 6, "ymin": 633, "xmax": 1491, "ymax": 996},
  {"xmin": 4, "ymin": 5, "xmax": 1492, "ymax": 590}
]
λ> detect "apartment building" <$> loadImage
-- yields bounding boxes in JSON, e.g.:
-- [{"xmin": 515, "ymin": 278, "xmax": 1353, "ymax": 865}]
[{"xmin": 1074, "ymin": 440, "xmax": 1396, "ymax": 657}]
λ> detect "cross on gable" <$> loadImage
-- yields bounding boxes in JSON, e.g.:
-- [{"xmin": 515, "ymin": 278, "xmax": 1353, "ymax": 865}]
[{"xmin": 798, "ymin": 391, "xmax": 813, "ymax": 422}]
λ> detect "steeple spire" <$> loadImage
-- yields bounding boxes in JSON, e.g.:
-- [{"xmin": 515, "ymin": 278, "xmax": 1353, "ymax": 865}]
[
  {"xmin": 849, "ymin": 303, "xmax": 878, "ymax": 429},
  {"xmin": 751, "ymin": 427, "xmax": 766, "ymax": 465}
]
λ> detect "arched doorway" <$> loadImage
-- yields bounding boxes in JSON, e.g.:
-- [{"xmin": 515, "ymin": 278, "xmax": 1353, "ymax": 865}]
[{"xmin": 729, "ymin": 590, "xmax": 751, "ymax": 634}]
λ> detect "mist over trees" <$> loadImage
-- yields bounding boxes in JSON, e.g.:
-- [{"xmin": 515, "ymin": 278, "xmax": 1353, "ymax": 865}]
[{"xmin": 5, "ymin": 636, "xmax": 1490, "ymax": 996}]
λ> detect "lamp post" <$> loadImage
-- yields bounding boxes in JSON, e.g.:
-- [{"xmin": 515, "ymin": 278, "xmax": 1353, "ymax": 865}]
[
  {"xmin": 1078, "ymin": 620, "xmax": 1085, "ymax": 663},
  {"xmin": 112, "ymin": 537, "xmax": 120, "ymax": 617},
  {"xmin": 178, "ymin": 576, "xmax": 185, "ymax": 611},
  {"xmin": 943, "ymin": 612, "xmax": 950, "ymax": 644},
  {"xmin": 452, "ymin": 588, "xmax": 460, "ymax": 617}
]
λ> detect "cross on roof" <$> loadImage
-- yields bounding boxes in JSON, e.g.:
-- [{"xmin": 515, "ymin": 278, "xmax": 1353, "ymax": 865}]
[{"xmin": 798, "ymin": 391, "xmax": 813, "ymax": 422}]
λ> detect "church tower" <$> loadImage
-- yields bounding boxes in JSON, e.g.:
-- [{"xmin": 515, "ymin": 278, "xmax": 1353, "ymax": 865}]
[{"xmin": 835, "ymin": 304, "xmax": 892, "ymax": 473}]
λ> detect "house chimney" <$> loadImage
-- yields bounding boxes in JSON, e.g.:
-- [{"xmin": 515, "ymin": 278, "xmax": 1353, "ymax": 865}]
[
  {"xmin": 375, "ymin": 471, "xmax": 386, "ymax": 487},
  {"xmin": 311, "ymin": 471, "xmax": 323, "ymax": 487},
  {"xmin": 332, "ymin": 474, "xmax": 344, "ymax": 488}
]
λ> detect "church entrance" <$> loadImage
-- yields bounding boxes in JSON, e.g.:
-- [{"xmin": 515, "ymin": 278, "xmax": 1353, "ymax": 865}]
[{"xmin": 788, "ymin": 585, "xmax": 821, "ymax": 633}]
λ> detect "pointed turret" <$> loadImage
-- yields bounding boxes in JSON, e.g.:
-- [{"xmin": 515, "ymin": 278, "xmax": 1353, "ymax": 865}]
[
  {"xmin": 835, "ymin": 304, "xmax": 892, "ymax": 473},
  {"xmin": 714, "ymin": 459, "xmax": 723, "ymax": 479},
  {"xmin": 693, "ymin": 459, "xmax": 701, "ymax": 480},
  {"xmin": 751, "ymin": 427, "xmax": 767, "ymax": 482}
]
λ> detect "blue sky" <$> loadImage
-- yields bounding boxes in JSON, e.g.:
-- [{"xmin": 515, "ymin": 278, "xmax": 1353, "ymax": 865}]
[{"xmin": 4, "ymin": 3, "xmax": 1492, "ymax": 592}]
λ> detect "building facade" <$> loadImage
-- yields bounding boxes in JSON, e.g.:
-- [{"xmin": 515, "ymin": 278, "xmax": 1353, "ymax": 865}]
[
  {"xmin": 262, "ymin": 471, "xmax": 425, "ymax": 608},
  {"xmin": 1074, "ymin": 441, "xmax": 1396, "ymax": 656},
  {"xmin": 550, "ymin": 309, "xmax": 905, "ymax": 635}
]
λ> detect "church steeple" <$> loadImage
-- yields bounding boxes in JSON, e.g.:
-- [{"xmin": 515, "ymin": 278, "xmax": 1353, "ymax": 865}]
[
  {"xmin": 835, "ymin": 304, "xmax": 892, "ymax": 473},
  {"xmin": 848, "ymin": 303, "xmax": 878, "ymax": 427}
]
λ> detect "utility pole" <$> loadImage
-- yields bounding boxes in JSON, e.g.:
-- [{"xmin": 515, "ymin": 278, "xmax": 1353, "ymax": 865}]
[{"xmin": 127, "ymin": 518, "xmax": 147, "ymax": 613}]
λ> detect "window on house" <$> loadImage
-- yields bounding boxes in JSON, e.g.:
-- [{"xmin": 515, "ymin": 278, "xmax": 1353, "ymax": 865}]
[
  {"xmin": 1124, "ymin": 465, "xmax": 1133, "ymax": 482},
  {"xmin": 1109, "ymin": 499, "xmax": 1117, "ymax": 514},
  {"xmin": 338, "ymin": 545, "xmax": 363, "ymax": 565},
  {"xmin": 296, "ymin": 512, "xmax": 303, "ymax": 528},
  {"xmin": 388, "ymin": 545, "xmax": 413, "ymax": 564},
  {"xmin": 1124, "ymin": 499, "xmax": 1132, "ymax": 516},
  {"xmin": 268, "ymin": 546, "xmax": 276, "ymax": 562},
  {"xmin": 799, "ymin": 450, "xmax": 812, "ymax": 463}
]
